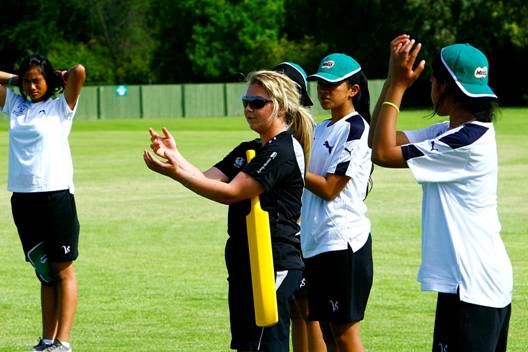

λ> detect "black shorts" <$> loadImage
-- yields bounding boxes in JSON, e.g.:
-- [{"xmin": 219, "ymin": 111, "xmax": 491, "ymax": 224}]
[
  {"xmin": 11, "ymin": 190, "xmax": 80, "ymax": 262},
  {"xmin": 226, "ymin": 240, "xmax": 302, "ymax": 351},
  {"xmin": 304, "ymin": 234, "xmax": 373, "ymax": 323},
  {"xmin": 433, "ymin": 292, "xmax": 511, "ymax": 352}
]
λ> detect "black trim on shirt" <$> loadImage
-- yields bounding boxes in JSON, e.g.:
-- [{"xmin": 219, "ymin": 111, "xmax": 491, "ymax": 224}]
[
  {"xmin": 401, "ymin": 144, "xmax": 425, "ymax": 160},
  {"xmin": 345, "ymin": 114, "xmax": 365, "ymax": 141},
  {"xmin": 439, "ymin": 123, "xmax": 488, "ymax": 149},
  {"xmin": 335, "ymin": 161, "xmax": 350, "ymax": 175}
]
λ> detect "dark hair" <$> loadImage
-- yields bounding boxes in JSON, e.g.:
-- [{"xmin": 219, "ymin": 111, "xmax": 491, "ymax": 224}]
[
  {"xmin": 347, "ymin": 71, "xmax": 371, "ymax": 124},
  {"xmin": 347, "ymin": 70, "xmax": 373, "ymax": 198},
  {"xmin": 16, "ymin": 54, "xmax": 64, "ymax": 101},
  {"xmin": 431, "ymin": 54, "xmax": 498, "ymax": 122}
]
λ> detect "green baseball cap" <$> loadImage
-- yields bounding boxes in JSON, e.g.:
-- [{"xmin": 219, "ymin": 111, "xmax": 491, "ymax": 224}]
[
  {"xmin": 440, "ymin": 43, "xmax": 497, "ymax": 98},
  {"xmin": 308, "ymin": 53, "xmax": 361, "ymax": 83},
  {"xmin": 273, "ymin": 61, "xmax": 314, "ymax": 107}
]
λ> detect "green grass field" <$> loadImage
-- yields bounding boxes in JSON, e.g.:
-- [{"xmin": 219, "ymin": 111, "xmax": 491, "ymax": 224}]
[{"xmin": 0, "ymin": 108, "xmax": 527, "ymax": 351}]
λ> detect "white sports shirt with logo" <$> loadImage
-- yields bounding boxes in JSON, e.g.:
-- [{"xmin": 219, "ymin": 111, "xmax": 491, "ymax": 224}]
[
  {"xmin": 301, "ymin": 112, "xmax": 372, "ymax": 258},
  {"xmin": 2, "ymin": 89, "xmax": 78, "ymax": 193},
  {"xmin": 402, "ymin": 120, "xmax": 512, "ymax": 308}
]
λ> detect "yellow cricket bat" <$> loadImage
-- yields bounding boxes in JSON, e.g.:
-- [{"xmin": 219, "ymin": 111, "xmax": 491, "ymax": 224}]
[{"xmin": 245, "ymin": 149, "xmax": 278, "ymax": 327}]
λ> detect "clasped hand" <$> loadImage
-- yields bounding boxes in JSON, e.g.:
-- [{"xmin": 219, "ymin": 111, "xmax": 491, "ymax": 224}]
[
  {"xmin": 388, "ymin": 34, "xmax": 426, "ymax": 90},
  {"xmin": 143, "ymin": 127, "xmax": 181, "ymax": 179}
]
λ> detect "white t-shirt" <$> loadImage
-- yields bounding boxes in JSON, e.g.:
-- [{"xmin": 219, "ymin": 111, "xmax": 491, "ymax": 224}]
[
  {"xmin": 2, "ymin": 89, "xmax": 78, "ymax": 193},
  {"xmin": 301, "ymin": 112, "xmax": 372, "ymax": 258},
  {"xmin": 402, "ymin": 121, "xmax": 512, "ymax": 308}
]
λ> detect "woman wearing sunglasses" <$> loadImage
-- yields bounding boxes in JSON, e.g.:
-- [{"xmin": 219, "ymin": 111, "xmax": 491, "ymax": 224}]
[
  {"xmin": 300, "ymin": 53, "xmax": 373, "ymax": 351},
  {"xmin": 144, "ymin": 70, "xmax": 314, "ymax": 351}
]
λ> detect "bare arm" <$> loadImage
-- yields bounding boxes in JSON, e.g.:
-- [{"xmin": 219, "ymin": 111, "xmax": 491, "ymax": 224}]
[
  {"xmin": 0, "ymin": 71, "xmax": 18, "ymax": 107},
  {"xmin": 305, "ymin": 172, "xmax": 350, "ymax": 201},
  {"xmin": 143, "ymin": 149, "xmax": 264, "ymax": 204},
  {"xmin": 144, "ymin": 127, "xmax": 263, "ymax": 203},
  {"xmin": 63, "ymin": 64, "xmax": 86, "ymax": 110},
  {"xmin": 371, "ymin": 36, "xmax": 425, "ymax": 168},
  {"xmin": 369, "ymin": 79, "xmax": 409, "ymax": 148}
]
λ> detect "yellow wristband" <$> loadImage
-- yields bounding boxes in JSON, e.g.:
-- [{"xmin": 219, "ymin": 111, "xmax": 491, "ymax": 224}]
[{"xmin": 382, "ymin": 101, "xmax": 400, "ymax": 113}]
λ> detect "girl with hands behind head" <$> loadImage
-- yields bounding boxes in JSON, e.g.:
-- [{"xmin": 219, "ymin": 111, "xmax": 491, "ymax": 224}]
[
  {"xmin": 144, "ymin": 70, "xmax": 314, "ymax": 351},
  {"xmin": 1, "ymin": 54, "xmax": 85, "ymax": 352},
  {"xmin": 370, "ymin": 35, "xmax": 512, "ymax": 352}
]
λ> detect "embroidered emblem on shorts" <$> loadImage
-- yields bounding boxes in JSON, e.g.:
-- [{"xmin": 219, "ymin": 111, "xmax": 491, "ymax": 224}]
[
  {"xmin": 438, "ymin": 343, "xmax": 448, "ymax": 352},
  {"xmin": 329, "ymin": 299, "xmax": 339, "ymax": 312},
  {"xmin": 61, "ymin": 245, "xmax": 71, "ymax": 254}
]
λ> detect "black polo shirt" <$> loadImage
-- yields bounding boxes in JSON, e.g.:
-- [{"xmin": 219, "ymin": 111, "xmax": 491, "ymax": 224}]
[{"xmin": 215, "ymin": 131, "xmax": 305, "ymax": 270}]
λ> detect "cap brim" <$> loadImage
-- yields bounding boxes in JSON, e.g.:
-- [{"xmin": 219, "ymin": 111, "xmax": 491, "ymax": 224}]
[
  {"xmin": 456, "ymin": 81, "xmax": 497, "ymax": 98},
  {"xmin": 301, "ymin": 91, "xmax": 313, "ymax": 107},
  {"xmin": 274, "ymin": 63, "xmax": 313, "ymax": 107},
  {"xmin": 307, "ymin": 69, "xmax": 361, "ymax": 83},
  {"xmin": 307, "ymin": 73, "xmax": 341, "ymax": 82}
]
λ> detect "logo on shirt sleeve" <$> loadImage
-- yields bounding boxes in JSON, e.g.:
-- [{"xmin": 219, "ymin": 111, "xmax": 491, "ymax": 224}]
[
  {"xmin": 430, "ymin": 141, "xmax": 439, "ymax": 151},
  {"xmin": 234, "ymin": 157, "xmax": 245, "ymax": 169},
  {"xmin": 257, "ymin": 152, "xmax": 277, "ymax": 174},
  {"xmin": 323, "ymin": 140, "xmax": 334, "ymax": 154}
]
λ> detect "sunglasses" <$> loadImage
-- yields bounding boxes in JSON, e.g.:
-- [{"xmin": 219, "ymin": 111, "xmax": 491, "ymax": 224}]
[{"xmin": 242, "ymin": 96, "xmax": 272, "ymax": 109}]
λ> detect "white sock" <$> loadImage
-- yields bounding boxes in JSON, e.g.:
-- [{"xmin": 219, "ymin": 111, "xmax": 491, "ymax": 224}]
[
  {"xmin": 42, "ymin": 339, "xmax": 54, "ymax": 345},
  {"xmin": 58, "ymin": 340, "xmax": 71, "ymax": 348}
]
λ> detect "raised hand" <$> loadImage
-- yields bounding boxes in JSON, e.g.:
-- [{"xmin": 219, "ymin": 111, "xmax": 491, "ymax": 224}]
[
  {"xmin": 387, "ymin": 34, "xmax": 411, "ymax": 81},
  {"xmin": 143, "ymin": 148, "xmax": 181, "ymax": 179},
  {"xmin": 388, "ymin": 35, "xmax": 426, "ymax": 90},
  {"xmin": 149, "ymin": 127, "xmax": 177, "ymax": 159}
]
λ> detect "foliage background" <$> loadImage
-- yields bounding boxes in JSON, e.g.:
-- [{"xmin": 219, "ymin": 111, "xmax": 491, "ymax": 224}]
[{"xmin": 0, "ymin": 0, "xmax": 527, "ymax": 104}]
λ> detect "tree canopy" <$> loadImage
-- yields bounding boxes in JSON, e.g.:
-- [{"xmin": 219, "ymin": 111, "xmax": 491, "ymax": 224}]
[{"xmin": 1, "ymin": 0, "xmax": 526, "ymax": 105}]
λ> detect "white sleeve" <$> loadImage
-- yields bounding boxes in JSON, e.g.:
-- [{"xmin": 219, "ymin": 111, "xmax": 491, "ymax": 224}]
[
  {"xmin": 403, "ymin": 121, "xmax": 449, "ymax": 143},
  {"xmin": 59, "ymin": 93, "xmax": 79, "ymax": 121},
  {"xmin": 1, "ymin": 89, "xmax": 19, "ymax": 114},
  {"xmin": 402, "ymin": 139, "xmax": 470, "ymax": 183},
  {"xmin": 401, "ymin": 123, "xmax": 490, "ymax": 183}
]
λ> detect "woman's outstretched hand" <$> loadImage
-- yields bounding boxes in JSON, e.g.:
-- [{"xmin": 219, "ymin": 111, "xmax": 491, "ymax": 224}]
[
  {"xmin": 149, "ymin": 127, "xmax": 177, "ymax": 159},
  {"xmin": 144, "ymin": 127, "xmax": 182, "ymax": 179},
  {"xmin": 143, "ymin": 147, "xmax": 181, "ymax": 179},
  {"xmin": 388, "ymin": 35, "xmax": 426, "ymax": 90}
]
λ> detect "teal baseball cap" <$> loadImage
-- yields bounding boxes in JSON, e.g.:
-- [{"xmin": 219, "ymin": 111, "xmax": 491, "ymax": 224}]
[
  {"xmin": 440, "ymin": 43, "xmax": 497, "ymax": 98},
  {"xmin": 308, "ymin": 53, "xmax": 361, "ymax": 83},
  {"xmin": 273, "ymin": 61, "xmax": 314, "ymax": 106}
]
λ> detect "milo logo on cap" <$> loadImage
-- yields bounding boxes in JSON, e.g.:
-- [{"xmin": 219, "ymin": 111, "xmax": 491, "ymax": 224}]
[
  {"xmin": 474, "ymin": 66, "xmax": 488, "ymax": 79},
  {"xmin": 322, "ymin": 60, "xmax": 335, "ymax": 69}
]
